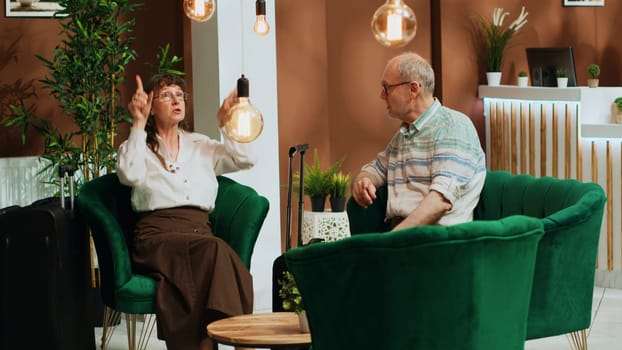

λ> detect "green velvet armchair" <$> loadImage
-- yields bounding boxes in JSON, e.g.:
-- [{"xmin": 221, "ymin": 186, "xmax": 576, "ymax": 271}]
[
  {"xmin": 77, "ymin": 173, "xmax": 269, "ymax": 350},
  {"xmin": 285, "ymin": 215, "xmax": 545, "ymax": 350},
  {"xmin": 347, "ymin": 170, "xmax": 607, "ymax": 344}
]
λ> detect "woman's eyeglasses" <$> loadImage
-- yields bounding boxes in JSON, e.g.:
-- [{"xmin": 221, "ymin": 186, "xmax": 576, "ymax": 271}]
[{"xmin": 155, "ymin": 91, "xmax": 189, "ymax": 102}]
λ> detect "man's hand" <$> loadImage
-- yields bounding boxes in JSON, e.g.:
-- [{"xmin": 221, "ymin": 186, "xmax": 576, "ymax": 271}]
[
  {"xmin": 128, "ymin": 75, "xmax": 153, "ymax": 130},
  {"xmin": 352, "ymin": 175, "xmax": 377, "ymax": 208}
]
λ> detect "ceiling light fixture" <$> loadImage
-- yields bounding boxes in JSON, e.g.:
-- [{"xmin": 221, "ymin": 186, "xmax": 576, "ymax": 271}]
[
  {"xmin": 224, "ymin": 2, "xmax": 264, "ymax": 143},
  {"xmin": 184, "ymin": 0, "xmax": 216, "ymax": 23},
  {"xmin": 371, "ymin": 0, "xmax": 417, "ymax": 48},
  {"xmin": 253, "ymin": 0, "xmax": 270, "ymax": 36}
]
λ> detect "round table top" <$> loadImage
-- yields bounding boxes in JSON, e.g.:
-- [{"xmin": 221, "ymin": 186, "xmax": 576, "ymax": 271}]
[{"xmin": 206, "ymin": 312, "xmax": 311, "ymax": 348}]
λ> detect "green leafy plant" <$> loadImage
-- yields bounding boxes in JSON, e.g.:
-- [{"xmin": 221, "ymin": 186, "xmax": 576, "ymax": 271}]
[
  {"xmin": 329, "ymin": 171, "xmax": 350, "ymax": 198},
  {"xmin": 278, "ymin": 271, "xmax": 304, "ymax": 314},
  {"xmin": 476, "ymin": 6, "xmax": 528, "ymax": 72},
  {"xmin": 518, "ymin": 70, "xmax": 528, "ymax": 77},
  {"xmin": 615, "ymin": 97, "xmax": 622, "ymax": 112},
  {"xmin": 556, "ymin": 68, "xmax": 568, "ymax": 78},
  {"xmin": 588, "ymin": 64, "xmax": 601, "ymax": 79},
  {"xmin": 292, "ymin": 148, "xmax": 345, "ymax": 198},
  {"xmin": 2, "ymin": 0, "xmax": 183, "ymax": 192},
  {"xmin": 2, "ymin": 0, "xmax": 141, "ymax": 188}
]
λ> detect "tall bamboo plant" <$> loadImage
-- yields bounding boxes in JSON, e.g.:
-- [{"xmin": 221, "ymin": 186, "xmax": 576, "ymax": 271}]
[{"xmin": 4, "ymin": 0, "xmax": 140, "ymax": 187}]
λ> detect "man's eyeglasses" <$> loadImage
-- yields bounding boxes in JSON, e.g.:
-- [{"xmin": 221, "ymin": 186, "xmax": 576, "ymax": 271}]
[
  {"xmin": 381, "ymin": 81, "xmax": 413, "ymax": 96},
  {"xmin": 155, "ymin": 91, "xmax": 189, "ymax": 102}
]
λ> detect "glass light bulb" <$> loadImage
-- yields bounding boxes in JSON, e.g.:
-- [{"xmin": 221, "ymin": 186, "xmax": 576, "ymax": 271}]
[
  {"xmin": 224, "ymin": 75, "xmax": 264, "ymax": 143},
  {"xmin": 225, "ymin": 98, "xmax": 264, "ymax": 143},
  {"xmin": 184, "ymin": 0, "xmax": 216, "ymax": 23},
  {"xmin": 254, "ymin": 14, "xmax": 270, "ymax": 35},
  {"xmin": 371, "ymin": 0, "xmax": 417, "ymax": 48}
]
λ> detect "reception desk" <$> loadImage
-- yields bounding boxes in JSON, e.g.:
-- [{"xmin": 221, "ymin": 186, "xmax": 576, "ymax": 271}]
[{"xmin": 479, "ymin": 86, "xmax": 622, "ymax": 288}]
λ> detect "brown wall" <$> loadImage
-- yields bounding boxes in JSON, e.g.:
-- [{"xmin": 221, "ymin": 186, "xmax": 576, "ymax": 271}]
[{"xmin": 2, "ymin": 0, "xmax": 622, "ymax": 244}]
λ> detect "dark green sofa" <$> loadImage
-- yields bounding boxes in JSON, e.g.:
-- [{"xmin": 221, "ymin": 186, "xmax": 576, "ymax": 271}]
[
  {"xmin": 285, "ymin": 215, "xmax": 545, "ymax": 350},
  {"xmin": 347, "ymin": 170, "xmax": 607, "ymax": 341}
]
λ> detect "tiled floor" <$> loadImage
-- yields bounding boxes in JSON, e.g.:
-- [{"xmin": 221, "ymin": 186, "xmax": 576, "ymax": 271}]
[{"xmin": 96, "ymin": 287, "xmax": 622, "ymax": 350}]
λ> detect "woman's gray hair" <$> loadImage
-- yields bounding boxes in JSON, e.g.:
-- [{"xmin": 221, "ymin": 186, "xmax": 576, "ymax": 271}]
[{"xmin": 392, "ymin": 52, "xmax": 435, "ymax": 95}]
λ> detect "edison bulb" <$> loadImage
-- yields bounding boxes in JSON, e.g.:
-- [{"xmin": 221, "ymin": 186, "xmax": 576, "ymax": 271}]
[
  {"xmin": 184, "ymin": 0, "xmax": 216, "ymax": 23},
  {"xmin": 254, "ymin": 0, "xmax": 270, "ymax": 36},
  {"xmin": 254, "ymin": 15, "xmax": 270, "ymax": 35},
  {"xmin": 224, "ymin": 75, "xmax": 264, "ymax": 143},
  {"xmin": 371, "ymin": 0, "xmax": 417, "ymax": 48}
]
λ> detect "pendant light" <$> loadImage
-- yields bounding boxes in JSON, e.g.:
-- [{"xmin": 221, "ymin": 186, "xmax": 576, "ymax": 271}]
[
  {"xmin": 371, "ymin": 0, "xmax": 417, "ymax": 48},
  {"xmin": 224, "ymin": 75, "xmax": 264, "ymax": 143},
  {"xmin": 253, "ymin": 0, "xmax": 270, "ymax": 36},
  {"xmin": 184, "ymin": 0, "xmax": 216, "ymax": 22}
]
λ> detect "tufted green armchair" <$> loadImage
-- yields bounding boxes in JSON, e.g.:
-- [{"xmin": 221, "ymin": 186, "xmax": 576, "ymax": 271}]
[
  {"xmin": 286, "ymin": 215, "xmax": 545, "ymax": 350},
  {"xmin": 77, "ymin": 173, "xmax": 269, "ymax": 350},
  {"xmin": 347, "ymin": 170, "xmax": 607, "ymax": 344}
]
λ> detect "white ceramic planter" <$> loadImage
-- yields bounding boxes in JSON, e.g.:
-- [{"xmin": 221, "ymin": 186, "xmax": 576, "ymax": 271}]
[
  {"xmin": 517, "ymin": 76, "xmax": 529, "ymax": 87},
  {"xmin": 486, "ymin": 72, "xmax": 502, "ymax": 86},
  {"xmin": 557, "ymin": 77, "xmax": 568, "ymax": 88}
]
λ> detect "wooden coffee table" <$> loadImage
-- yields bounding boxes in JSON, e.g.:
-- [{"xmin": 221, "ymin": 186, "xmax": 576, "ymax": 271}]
[{"xmin": 207, "ymin": 312, "xmax": 311, "ymax": 348}]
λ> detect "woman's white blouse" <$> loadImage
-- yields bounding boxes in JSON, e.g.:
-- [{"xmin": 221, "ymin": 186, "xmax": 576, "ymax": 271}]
[{"xmin": 116, "ymin": 127, "xmax": 256, "ymax": 212}]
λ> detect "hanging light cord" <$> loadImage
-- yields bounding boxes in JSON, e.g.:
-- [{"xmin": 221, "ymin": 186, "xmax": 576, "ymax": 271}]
[{"xmin": 240, "ymin": 0, "xmax": 245, "ymax": 74}]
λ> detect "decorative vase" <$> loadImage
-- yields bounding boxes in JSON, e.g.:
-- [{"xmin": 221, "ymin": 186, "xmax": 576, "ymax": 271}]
[
  {"xmin": 486, "ymin": 72, "xmax": 502, "ymax": 86},
  {"xmin": 587, "ymin": 79, "xmax": 599, "ymax": 88},
  {"xmin": 310, "ymin": 196, "xmax": 326, "ymax": 212},
  {"xmin": 557, "ymin": 77, "xmax": 568, "ymax": 88},
  {"xmin": 298, "ymin": 310, "xmax": 310, "ymax": 333},
  {"xmin": 517, "ymin": 76, "xmax": 529, "ymax": 87},
  {"xmin": 611, "ymin": 103, "xmax": 622, "ymax": 124},
  {"xmin": 329, "ymin": 197, "xmax": 346, "ymax": 212}
]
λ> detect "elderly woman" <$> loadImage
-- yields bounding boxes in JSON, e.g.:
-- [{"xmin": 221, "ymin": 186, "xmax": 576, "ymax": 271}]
[{"xmin": 117, "ymin": 73, "xmax": 256, "ymax": 350}]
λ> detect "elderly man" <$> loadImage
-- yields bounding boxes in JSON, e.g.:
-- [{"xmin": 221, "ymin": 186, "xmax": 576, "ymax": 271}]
[{"xmin": 351, "ymin": 52, "xmax": 486, "ymax": 231}]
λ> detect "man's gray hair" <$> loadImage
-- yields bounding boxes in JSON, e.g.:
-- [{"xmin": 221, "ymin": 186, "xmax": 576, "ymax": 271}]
[{"xmin": 391, "ymin": 52, "xmax": 435, "ymax": 95}]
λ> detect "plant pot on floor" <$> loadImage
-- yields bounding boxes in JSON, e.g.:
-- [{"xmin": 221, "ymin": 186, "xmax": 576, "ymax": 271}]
[
  {"xmin": 329, "ymin": 197, "xmax": 346, "ymax": 212},
  {"xmin": 310, "ymin": 196, "xmax": 326, "ymax": 212}
]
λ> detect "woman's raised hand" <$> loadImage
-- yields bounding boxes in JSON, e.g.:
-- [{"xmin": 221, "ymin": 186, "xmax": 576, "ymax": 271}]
[
  {"xmin": 128, "ymin": 75, "xmax": 153, "ymax": 130},
  {"xmin": 217, "ymin": 89, "xmax": 238, "ymax": 128}
]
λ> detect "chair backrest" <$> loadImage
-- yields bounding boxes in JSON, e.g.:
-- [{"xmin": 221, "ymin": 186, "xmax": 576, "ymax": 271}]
[
  {"xmin": 473, "ymin": 170, "xmax": 607, "ymax": 339},
  {"xmin": 346, "ymin": 185, "xmax": 389, "ymax": 234},
  {"xmin": 78, "ymin": 173, "xmax": 269, "ymax": 313},
  {"xmin": 285, "ymin": 216, "xmax": 544, "ymax": 350},
  {"xmin": 210, "ymin": 175, "xmax": 270, "ymax": 269}
]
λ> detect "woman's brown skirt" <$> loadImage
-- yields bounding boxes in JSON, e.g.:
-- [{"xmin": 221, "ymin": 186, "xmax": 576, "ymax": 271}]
[{"xmin": 132, "ymin": 206, "xmax": 253, "ymax": 349}]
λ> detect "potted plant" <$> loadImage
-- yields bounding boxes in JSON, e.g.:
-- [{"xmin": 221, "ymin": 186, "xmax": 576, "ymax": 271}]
[
  {"xmin": 517, "ymin": 70, "xmax": 529, "ymax": 87},
  {"xmin": 476, "ymin": 6, "xmax": 528, "ymax": 86},
  {"xmin": 294, "ymin": 148, "xmax": 345, "ymax": 212},
  {"xmin": 328, "ymin": 171, "xmax": 350, "ymax": 212},
  {"xmin": 556, "ymin": 68, "xmax": 568, "ymax": 88},
  {"xmin": 612, "ymin": 97, "xmax": 622, "ymax": 124},
  {"xmin": 587, "ymin": 64, "xmax": 600, "ymax": 88},
  {"xmin": 278, "ymin": 271, "xmax": 309, "ymax": 332},
  {"xmin": 2, "ymin": 0, "xmax": 142, "ymax": 186}
]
